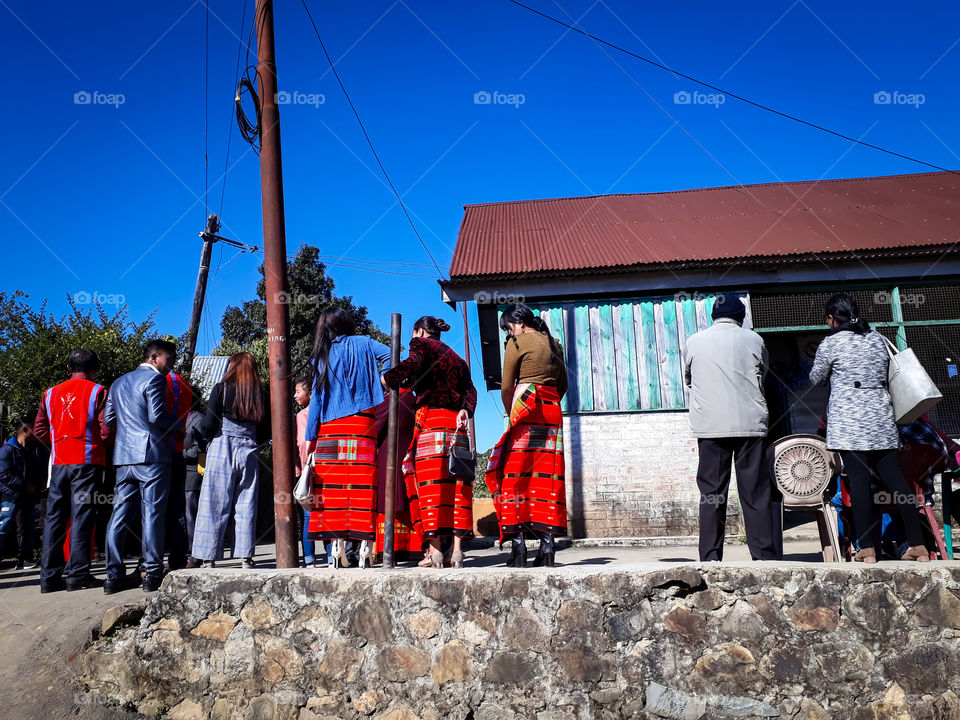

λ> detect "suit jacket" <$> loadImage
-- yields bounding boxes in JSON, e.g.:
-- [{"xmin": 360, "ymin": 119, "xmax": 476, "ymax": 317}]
[{"xmin": 106, "ymin": 365, "xmax": 182, "ymax": 466}]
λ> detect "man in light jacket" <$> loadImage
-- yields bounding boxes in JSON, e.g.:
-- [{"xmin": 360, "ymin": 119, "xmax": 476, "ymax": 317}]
[{"xmin": 683, "ymin": 295, "xmax": 777, "ymax": 562}]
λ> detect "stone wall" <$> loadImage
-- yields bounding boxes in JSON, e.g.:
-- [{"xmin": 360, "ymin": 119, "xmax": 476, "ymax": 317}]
[
  {"xmin": 81, "ymin": 564, "xmax": 960, "ymax": 720},
  {"xmin": 564, "ymin": 411, "xmax": 741, "ymax": 538}
]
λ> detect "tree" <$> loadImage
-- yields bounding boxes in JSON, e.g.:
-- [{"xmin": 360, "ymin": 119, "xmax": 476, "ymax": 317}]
[
  {"xmin": 215, "ymin": 245, "xmax": 389, "ymax": 381},
  {"xmin": 0, "ymin": 291, "xmax": 159, "ymax": 431}
]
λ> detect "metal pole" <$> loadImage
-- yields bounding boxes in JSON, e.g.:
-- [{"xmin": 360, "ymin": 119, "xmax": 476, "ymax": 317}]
[
  {"xmin": 183, "ymin": 214, "xmax": 219, "ymax": 374},
  {"xmin": 382, "ymin": 313, "xmax": 402, "ymax": 568},
  {"xmin": 461, "ymin": 301, "xmax": 476, "ymax": 450},
  {"xmin": 255, "ymin": 0, "xmax": 297, "ymax": 569}
]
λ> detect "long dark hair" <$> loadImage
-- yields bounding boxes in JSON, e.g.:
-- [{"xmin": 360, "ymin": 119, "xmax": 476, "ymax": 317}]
[
  {"xmin": 824, "ymin": 293, "xmax": 871, "ymax": 335},
  {"xmin": 413, "ymin": 316, "xmax": 450, "ymax": 339},
  {"xmin": 222, "ymin": 352, "xmax": 265, "ymax": 422},
  {"xmin": 499, "ymin": 303, "xmax": 563, "ymax": 359},
  {"xmin": 308, "ymin": 308, "xmax": 357, "ymax": 392}
]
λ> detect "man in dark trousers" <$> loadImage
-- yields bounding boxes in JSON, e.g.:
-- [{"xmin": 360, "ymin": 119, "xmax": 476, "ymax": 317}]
[
  {"xmin": 34, "ymin": 349, "xmax": 112, "ymax": 592},
  {"xmin": 163, "ymin": 369, "xmax": 193, "ymax": 570},
  {"xmin": 103, "ymin": 339, "xmax": 182, "ymax": 593},
  {"xmin": 683, "ymin": 295, "xmax": 777, "ymax": 562}
]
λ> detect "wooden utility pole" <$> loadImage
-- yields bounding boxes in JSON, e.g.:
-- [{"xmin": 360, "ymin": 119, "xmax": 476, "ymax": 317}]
[
  {"xmin": 182, "ymin": 213, "xmax": 219, "ymax": 373},
  {"xmin": 382, "ymin": 313, "xmax": 402, "ymax": 568},
  {"xmin": 255, "ymin": 0, "xmax": 298, "ymax": 569}
]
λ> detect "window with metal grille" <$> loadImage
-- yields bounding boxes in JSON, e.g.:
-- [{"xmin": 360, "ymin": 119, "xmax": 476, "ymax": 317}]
[
  {"xmin": 899, "ymin": 285, "xmax": 960, "ymax": 322},
  {"xmin": 904, "ymin": 324, "xmax": 960, "ymax": 435},
  {"xmin": 751, "ymin": 288, "xmax": 893, "ymax": 329},
  {"xmin": 752, "ymin": 284, "xmax": 960, "ymax": 436}
]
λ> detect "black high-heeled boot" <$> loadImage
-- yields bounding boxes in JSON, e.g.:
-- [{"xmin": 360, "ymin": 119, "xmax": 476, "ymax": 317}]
[
  {"xmin": 506, "ymin": 534, "xmax": 527, "ymax": 568},
  {"xmin": 532, "ymin": 532, "xmax": 555, "ymax": 567}
]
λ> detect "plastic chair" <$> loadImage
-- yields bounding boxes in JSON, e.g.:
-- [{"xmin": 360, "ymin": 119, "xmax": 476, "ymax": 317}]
[{"xmin": 768, "ymin": 434, "xmax": 843, "ymax": 562}]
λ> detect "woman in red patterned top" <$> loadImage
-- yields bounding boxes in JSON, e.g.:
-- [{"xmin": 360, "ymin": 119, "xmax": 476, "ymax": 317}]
[{"xmin": 382, "ymin": 316, "xmax": 477, "ymax": 568}]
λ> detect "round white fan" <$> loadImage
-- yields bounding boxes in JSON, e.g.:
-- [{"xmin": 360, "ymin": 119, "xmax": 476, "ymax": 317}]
[{"xmin": 769, "ymin": 434, "xmax": 838, "ymax": 507}]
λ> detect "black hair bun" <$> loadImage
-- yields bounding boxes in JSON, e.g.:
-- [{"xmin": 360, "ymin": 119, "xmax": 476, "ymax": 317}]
[{"xmin": 437, "ymin": 320, "xmax": 451, "ymax": 332}]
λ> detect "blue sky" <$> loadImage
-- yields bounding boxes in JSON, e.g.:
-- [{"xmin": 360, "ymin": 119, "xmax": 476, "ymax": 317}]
[{"xmin": 3, "ymin": 0, "xmax": 959, "ymax": 449}]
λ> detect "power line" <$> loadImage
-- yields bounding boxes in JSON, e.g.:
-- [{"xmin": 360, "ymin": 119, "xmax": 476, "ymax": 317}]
[
  {"xmin": 313, "ymin": 262, "xmax": 439, "ymax": 278},
  {"xmin": 219, "ymin": 0, "xmax": 250, "ymax": 219},
  {"xmin": 299, "ymin": 0, "xmax": 448, "ymax": 278},
  {"xmin": 203, "ymin": 0, "xmax": 210, "ymax": 218},
  {"xmin": 508, "ymin": 0, "xmax": 960, "ymax": 175},
  {"xmin": 317, "ymin": 254, "xmax": 438, "ymax": 269},
  {"xmin": 235, "ymin": 66, "xmax": 261, "ymax": 154}
]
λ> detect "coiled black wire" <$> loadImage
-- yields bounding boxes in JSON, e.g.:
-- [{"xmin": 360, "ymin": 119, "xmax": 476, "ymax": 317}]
[{"xmin": 235, "ymin": 66, "xmax": 261, "ymax": 154}]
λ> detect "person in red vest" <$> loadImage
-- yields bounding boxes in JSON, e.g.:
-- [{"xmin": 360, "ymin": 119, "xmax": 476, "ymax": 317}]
[
  {"xmin": 164, "ymin": 371, "xmax": 193, "ymax": 570},
  {"xmin": 34, "ymin": 348, "xmax": 112, "ymax": 592}
]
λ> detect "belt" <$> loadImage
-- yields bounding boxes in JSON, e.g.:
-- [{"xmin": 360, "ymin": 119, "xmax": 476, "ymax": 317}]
[{"xmin": 849, "ymin": 381, "xmax": 886, "ymax": 389}]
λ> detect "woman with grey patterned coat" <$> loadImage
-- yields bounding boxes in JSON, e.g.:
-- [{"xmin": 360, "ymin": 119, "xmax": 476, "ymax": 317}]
[{"xmin": 809, "ymin": 294, "xmax": 928, "ymax": 563}]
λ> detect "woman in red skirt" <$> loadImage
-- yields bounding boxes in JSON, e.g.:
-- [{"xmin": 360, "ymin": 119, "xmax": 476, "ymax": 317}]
[
  {"xmin": 486, "ymin": 304, "xmax": 568, "ymax": 567},
  {"xmin": 382, "ymin": 316, "xmax": 477, "ymax": 568},
  {"xmin": 305, "ymin": 309, "xmax": 392, "ymax": 569}
]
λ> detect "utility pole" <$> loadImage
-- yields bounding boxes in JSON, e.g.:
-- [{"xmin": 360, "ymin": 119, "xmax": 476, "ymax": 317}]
[
  {"xmin": 182, "ymin": 213, "xmax": 220, "ymax": 374},
  {"xmin": 255, "ymin": 0, "xmax": 298, "ymax": 569},
  {"xmin": 382, "ymin": 313, "xmax": 402, "ymax": 568}
]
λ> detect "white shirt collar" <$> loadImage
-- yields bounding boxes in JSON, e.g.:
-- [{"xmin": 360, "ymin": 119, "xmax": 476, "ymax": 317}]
[{"xmin": 138, "ymin": 362, "xmax": 161, "ymax": 374}]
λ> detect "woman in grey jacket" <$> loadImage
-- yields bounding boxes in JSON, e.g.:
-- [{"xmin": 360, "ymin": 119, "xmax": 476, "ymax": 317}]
[{"xmin": 809, "ymin": 294, "xmax": 928, "ymax": 563}]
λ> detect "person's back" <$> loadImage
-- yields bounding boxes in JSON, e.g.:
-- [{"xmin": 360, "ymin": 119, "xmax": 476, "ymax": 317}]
[
  {"xmin": 683, "ymin": 296, "xmax": 776, "ymax": 562},
  {"xmin": 34, "ymin": 349, "xmax": 110, "ymax": 593},
  {"xmin": 684, "ymin": 318, "xmax": 768, "ymax": 438},
  {"xmin": 108, "ymin": 365, "xmax": 172, "ymax": 466},
  {"xmin": 103, "ymin": 340, "xmax": 180, "ymax": 593},
  {"xmin": 317, "ymin": 335, "xmax": 385, "ymax": 417},
  {"xmin": 41, "ymin": 377, "xmax": 108, "ymax": 466}
]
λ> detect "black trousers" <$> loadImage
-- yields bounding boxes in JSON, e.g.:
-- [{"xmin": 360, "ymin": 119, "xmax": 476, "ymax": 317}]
[
  {"xmin": 41, "ymin": 464, "xmax": 103, "ymax": 583},
  {"xmin": 840, "ymin": 449, "xmax": 925, "ymax": 550},
  {"xmin": 93, "ymin": 466, "xmax": 115, "ymax": 556},
  {"xmin": 696, "ymin": 437, "xmax": 777, "ymax": 562},
  {"xmin": 164, "ymin": 454, "xmax": 189, "ymax": 570}
]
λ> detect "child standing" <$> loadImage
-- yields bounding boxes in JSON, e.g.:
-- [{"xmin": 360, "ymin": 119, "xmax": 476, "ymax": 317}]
[{"xmin": 295, "ymin": 377, "xmax": 326, "ymax": 567}]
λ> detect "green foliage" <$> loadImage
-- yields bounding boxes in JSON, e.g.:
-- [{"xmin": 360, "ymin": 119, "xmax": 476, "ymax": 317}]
[
  {"xmin": 0, "ymin": 291, "xmax": 159, "ymax": 431},
  {"xmin": 214, "ymin": 245, "xmax": 389, "ymax": 382},
  {"xmin": 473, "ymin": 448, "xmax": 492, "ymax": 497}
]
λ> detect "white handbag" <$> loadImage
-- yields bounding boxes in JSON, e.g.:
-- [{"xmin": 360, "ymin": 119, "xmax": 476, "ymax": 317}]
[
  {"xmin": 294, "ymin": 452, "xmax": 315, "ymax": 509},
  {"xmin": 882, "ymin": 335, "xmax": 943, "ymax": 424}
]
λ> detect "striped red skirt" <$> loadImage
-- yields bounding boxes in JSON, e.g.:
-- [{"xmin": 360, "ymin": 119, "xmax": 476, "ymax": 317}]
[
  {"xmin": 402, "ymin": 407, "xmax": 474, "ymax": 539},
  {"xmin": 307, "ymin": 409, "xmax": 378, "ymax": 542},
  {"xmin": 485, "ymin": 383, "xmax": 566, "ymax": 541}
]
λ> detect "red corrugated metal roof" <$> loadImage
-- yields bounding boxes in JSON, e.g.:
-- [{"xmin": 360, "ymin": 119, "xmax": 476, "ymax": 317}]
[{"xmin": 448, "ymin": 171, "xmax": 960, "ymax": 279}]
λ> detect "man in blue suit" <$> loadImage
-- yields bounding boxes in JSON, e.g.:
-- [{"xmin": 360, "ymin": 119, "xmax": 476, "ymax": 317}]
[{"xmin": 104, "ymin": 339, "xmax": 182, "ymax": 593}]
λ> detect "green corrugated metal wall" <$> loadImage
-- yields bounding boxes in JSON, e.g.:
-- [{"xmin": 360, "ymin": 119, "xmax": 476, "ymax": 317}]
[{"xmin": 497, "ymin": 294, "xmax": 733, "ymax": 413}]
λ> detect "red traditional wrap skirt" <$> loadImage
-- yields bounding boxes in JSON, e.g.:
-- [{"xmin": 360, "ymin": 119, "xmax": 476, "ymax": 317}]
[
  {"xmin": 485, "ymin": 383, "xmax": 566, "ymax": 541},
  {"xmin": 307, "ymin": 409, "xmax": 378, "ymax": 542},
  {"xmin": 402, "ymin": 407, "xmax": 474, "ymax": 539}
]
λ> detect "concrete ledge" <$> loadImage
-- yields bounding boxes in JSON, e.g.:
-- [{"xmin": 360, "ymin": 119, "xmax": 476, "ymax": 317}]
[{"xmin": 81, "ymin": 563, "xmax": 960, "ymax": 719}]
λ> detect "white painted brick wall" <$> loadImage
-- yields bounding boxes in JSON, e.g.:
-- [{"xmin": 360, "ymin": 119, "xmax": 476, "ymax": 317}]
[{"xmin": 563, "ymin": 411, "xmax": 743, "ymax": 538}]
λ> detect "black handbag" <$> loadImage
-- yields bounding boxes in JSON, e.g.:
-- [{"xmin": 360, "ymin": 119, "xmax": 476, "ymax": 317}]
[{"xmin": 448, "ymin": 431, "xmax": 476, "ymax": 483}]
